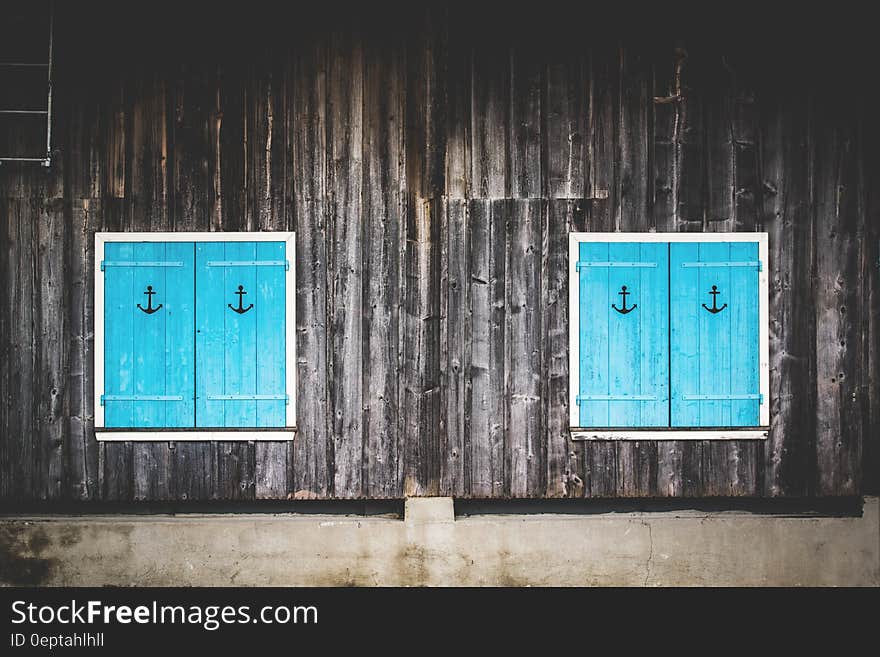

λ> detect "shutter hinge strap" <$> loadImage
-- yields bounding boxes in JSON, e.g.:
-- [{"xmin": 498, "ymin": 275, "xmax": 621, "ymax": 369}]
[
  {"xmin": 206, "ymin": 260, "xmax": 289, "ymax": 270},
  {"xmin": 206, "ymin": 394, "xmax": 288, "ymax": 401},
  {"xmin": 576, "ymin": 261, "xmax": 657, "ymax": 271},
  {"xmin": 101, "ymin": 394, "xmax": 185, "ymax": 405},
  {"xmin": 680, "ymin": 261, "xmax": 762, "ymax": 271},
  {"xmin": 681, "ymin": 394, "xmax": 762, "ymax": 401},
  {"xmin": 100, "ymin": 261, "xmax": 184, "ymax": 271},
  {"xmin": 576, "ymin": 394, "xmax": 658, "ymax": 404}
]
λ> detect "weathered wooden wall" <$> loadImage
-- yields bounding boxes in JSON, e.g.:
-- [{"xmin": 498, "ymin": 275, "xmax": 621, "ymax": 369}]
[{"xmin": 0, "ymin": 4, "xmax": 876, "ymax": 501}]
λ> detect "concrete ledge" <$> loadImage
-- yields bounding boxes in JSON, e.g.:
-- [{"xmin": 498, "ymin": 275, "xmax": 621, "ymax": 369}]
[{"xmin": 1, "ymin": 497, "xmax": 877, "ymax": 586}]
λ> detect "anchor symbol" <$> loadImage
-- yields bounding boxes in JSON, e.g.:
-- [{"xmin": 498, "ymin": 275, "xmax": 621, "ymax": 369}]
[
  {"xmin": 612, "ymin": 285, "xmax": 636, "ymax": 314},
  {"xmin": 137, "ymin": 285, "xmax": 162, "ymax": 314},
  {"xmin": 228, "ymin": 285, "xmax": 254, "ymax": 314},
  {"xmin": 702, "ymin": 285, "xmax": 728, "ymax": 314}
]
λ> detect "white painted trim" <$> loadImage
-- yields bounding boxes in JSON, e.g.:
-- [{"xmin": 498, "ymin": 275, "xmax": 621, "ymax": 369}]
[
  {"xmin": 571, "ymin": 429, "xmax": 769, "ymax": 441},
  {"xmin": 568, "ymin": 232, "xmax": 770, "ymax": 433},
  {"xmin": 568, "ymin": 232, "xmax": 767, "ymax": 244},
  {"xmin": 94, "ymin": 233, "xmax": 106, "ymax": 429},
  {"xmin": 758, "ymin": 236, "xmax": 770, "ymax": 426},
  {"xmin": 284, "ymin": 232, "xmax": 297, "ymax": 428},
  {"xmin": 96, "ymin": 430, "xmax": 296, "ymax": 442},
  {"xmin": 93, "ymin": 231, "xmax": 297, "ymax": 436},
  {"xmin": 95, "ymin": 231, "xmax": 292, "ymax": 242},
  {"xmin": 568, "ymin": 233, "xmax": 581, "ymax": 428}
]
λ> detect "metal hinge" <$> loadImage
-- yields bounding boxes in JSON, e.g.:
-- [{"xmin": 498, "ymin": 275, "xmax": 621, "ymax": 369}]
[
  {"xmin": 206, "ymin": 260, "xmax": 289, "ymax": 271},
  {"xmin": 577, "ymin": 394, "xmax": 658, "ymax": 404},
  {"xmin": 680, "ymin": 261, "xmax": 762, "ymax": 272},
  {"xmin": 101, "ymin": 394, "xmax": 184, "ymax": 405},
  {"xmin": 576, "ymin": 261, "xmax": 657, "ymax": 271},
  {"xmin": 681, "ymin": 394, "xmax": 763, "ymax": 402},
  {"xmin": 206, "ymin": 394, "xmax": 289, "ymax": 403},
  {"xmin": 101, "ymin": 261, "xmax": 184, "ymax": 271}
]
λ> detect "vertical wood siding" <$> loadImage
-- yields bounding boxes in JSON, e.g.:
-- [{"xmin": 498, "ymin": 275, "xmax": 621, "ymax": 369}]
[{"xmin": 0, "ymin": 6, "xmax": 875, "ymax": 500}]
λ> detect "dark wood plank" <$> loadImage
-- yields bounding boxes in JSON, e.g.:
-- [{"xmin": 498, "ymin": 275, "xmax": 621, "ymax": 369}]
[
  {"xmin": 510, "ymin": 51, "xmax": 542, "ymax": 198},
  {"xmin": 362, "ymin": 33, "xmax": 404, "ymax": 498},
  {"xmin": 440, "ymin": 198, "xmax": 468, "ymax": 496},
  {"xmin": 585, "ymin": 44, "xmax": 616, "ymax": 230},
  {"xmin": 466, "ymin": 199, "xmax": 499, "ymax": 495},
  {"xmin": 327, "ymin": 28, "xmax": 364, "ymax": 498},
  {"xmin": 813, "ymin": 97, "xmax": 864, "ymax": 496},
  {"xmin": 2, "ymin": 198, "xmax": 36, "ymax": 499},
  {"xmin": 443, "ymin": 16, "xmax": 470, "ymax": 199},
  {"xmin": 0, "ymin": 197, "xmax": 9, "ymax": 500},
  {"xmin": 703, "ymin": 54, "xmax": 734, "ymax": 228},
  {"xmin": 865, "ymin": 106, "xmax": 880, "ymax": 496},
  {"xmin": 471, "ymin": 38, "xmax": 509, "ymax": 198},
  {"xmin": 545, "ymin": 45, "xmax": 587, "ymax": 200},
  {"xmin": 401, "ymin": 197, "xmax": 441, "ymax": 496},
  {"xmin": 405, "ymin": 6, "xmax": 445, "ymax": 201},
  {"xmin": 506, "ymin": 199, "xmax": 544, "ymax": 496},
  {"xmin": 544, "ymin": 200, "xmax": 586, "ymax": 497},
  {"xmin": 291, "ymin": 32, "xmax": 331, "ymax": 500},
  {"xmin": 35, "ymin": 192, "xmax": 67, "ymax": 499},
  {"xmin": 65, "ymin": 199, "xmax": 99, "ymax": 500},
  {"xmin": 677, "ymin": 43, "xmax": 706, "ymax": 231}
]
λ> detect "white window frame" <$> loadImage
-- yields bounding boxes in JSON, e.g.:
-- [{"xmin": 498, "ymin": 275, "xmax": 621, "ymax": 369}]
[
  {"xmin": 94, "ymin": 231, "xmax": 296, "ymax": 441},
  {"xmin": 568, "ymin": 232, "xmax": 769, "ymax": 441}
]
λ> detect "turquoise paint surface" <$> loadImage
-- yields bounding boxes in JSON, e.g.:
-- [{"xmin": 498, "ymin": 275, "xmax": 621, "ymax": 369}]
[
  {"xmin": 577, "ymin": 242, "xmax": 669, "ymax": 427},
  {"xmin": 195, "ymin": 242, "xmax": 287, "ymax": 427},
  {"xmin": 103, "ymin": 241, "xmax": 287, "ymax": 429},
  {"xmin": 670, "ymin": 242, "xmax": 760, "ymax": 427},
  {"xmin": 576, "ymin": 239, "xmax": 761, "ymax": 428},
  {"xmin": 103, "ymin": 242, "xmax": 195, "ymax": 427}
]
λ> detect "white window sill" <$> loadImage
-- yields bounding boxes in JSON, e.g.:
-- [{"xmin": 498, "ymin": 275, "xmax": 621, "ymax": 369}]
[
  {"xmin": 95, "ymin": 429, "xmax": 296, "ymax": 442},
  {"xmin": 570, "ymin": 428, "xmax": 769, "ymax": 441}
]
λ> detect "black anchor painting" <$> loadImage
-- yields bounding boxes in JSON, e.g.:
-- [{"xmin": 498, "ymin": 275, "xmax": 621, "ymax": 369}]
[
  {"xmin": 136, "ymin": 285, "xmax": 162, "ymax": 314},
  {"xmin": 702, "ymin": 285, "xmax": 728, "ymax": 314},
  {"xmin": 228, "ymin": 285, "xmax": 254, "ymax": 314},
  {"xmin": 612, "ymin": 285, "xmax": 636, "ymax": 314}
]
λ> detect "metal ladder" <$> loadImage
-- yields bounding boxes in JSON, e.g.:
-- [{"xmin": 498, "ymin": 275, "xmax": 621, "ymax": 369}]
[{"xmin": 0, "ymin": 1, "xmax": 53, "ymax": 167}]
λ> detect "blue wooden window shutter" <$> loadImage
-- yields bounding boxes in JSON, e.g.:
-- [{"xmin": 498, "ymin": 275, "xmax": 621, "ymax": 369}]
[
  {"xmin": 195, "ymin": 241, "xmax": 287, "ymax": 427},
  {"xmin": 102, "ymin": 242, "xmax": 196, "ymax": 427},
  {"xmin": 102, "ymin": 240, "xmax": 288, "ymax": 429},
  {"xmin": 670, "ymin": 242, "xmax": 761, "ymax": 427},
  {"xmin": 577, "ymin": 242, "xmax": 670, "ymax": 427}
]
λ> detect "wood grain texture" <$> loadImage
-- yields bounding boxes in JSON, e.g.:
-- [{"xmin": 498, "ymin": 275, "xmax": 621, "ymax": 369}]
[
  {"xmin": 866, "ymin": 106, "xmax": 880, "ymax": 496},
  {"xmin": 440, "ymin": 198, "xmax": 468, "ymax": 495},
  {"xmin": 545, "ymin": 46, "xmax": 587, "ymax": 200},
  {"xmin": 813, "ymin": 97, "xmax": 864, "ymax": 496},
  {"xmin": 505, "ymin": 199, "xmax": 543, "ymax": 495},
  {"xmin": 327, "ymin": 28, "xmax": 364, "ymax": 497},
  {"xmin": 362, "ymin": 32, "xmax": 404, "ymax": 498},
  {"xmin": 291, "ymin": 33, "xmax": 330, "ymax": 500},
  {"xmin": 0, "ymin": 10, "xmax": 873, "ymax": 501}
]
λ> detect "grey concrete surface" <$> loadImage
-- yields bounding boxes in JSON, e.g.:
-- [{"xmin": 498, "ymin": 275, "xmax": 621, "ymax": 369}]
[{"xmin": 1, "ymin": 498, "xmax": 877, "ymax": 586}]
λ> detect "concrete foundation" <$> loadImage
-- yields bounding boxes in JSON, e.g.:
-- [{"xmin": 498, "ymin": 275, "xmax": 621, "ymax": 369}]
[{"xmin": 1, "ymin": 497, "xmax": 877, "ymax": 586}]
